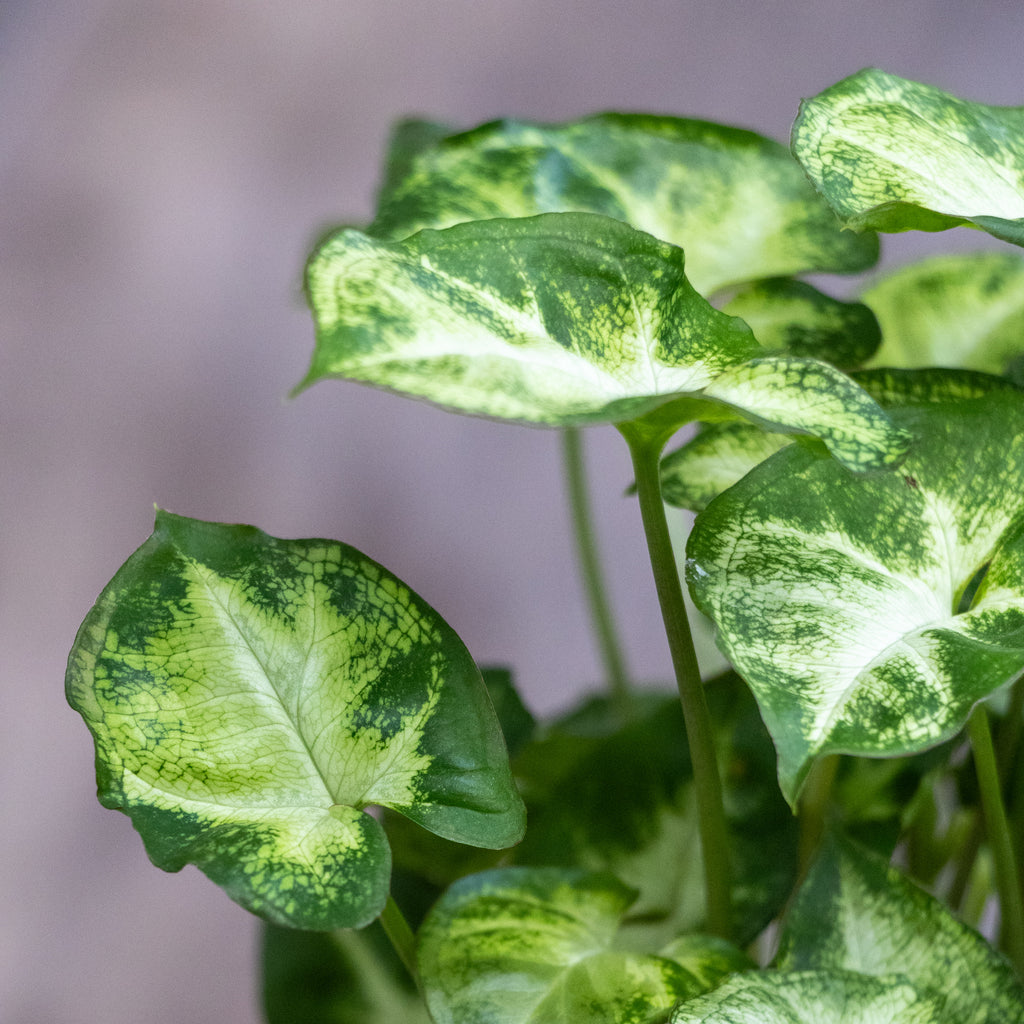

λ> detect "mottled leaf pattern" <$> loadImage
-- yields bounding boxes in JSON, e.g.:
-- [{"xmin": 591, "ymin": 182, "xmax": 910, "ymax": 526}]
[
  {"xmin": 776, "ymin": 835, "xmax": 1024, "ymax": 1024},
  {"xmin": 722, "ymin": 278, "xmax": 881, "ymax": 368},
  {"xmin": 660, "ymin": 423, "xmax": 793, "ymax": 512},
  {"xmin": 417, "ymin": 866, "xmax": 749, "ymax": 1024},
  {"xmin": 65, "ymin": 511, "xmax": 525, "ymax": 929},
  {"xmin": 371, "ymin": 113, "xmax": 878, "ymax": 294},
  {"xmin": 792, "ymin": 68, "xmax": 1024, "ymax": 245},
  {"xmin": 687, "ymin": 392, "xmax": 1024, "ymax": 803},
  {"xmin": 660, "ymin": 368, "xmax": 1014, "ymax": 512},
  {"xmin": 865, "ymin": 252, "xmax": 1024, "ymax": 375},
  {"xmin": 514, "ymin": 681, "xmax": 797, "ymax": 947},
  {"xmin": 669, "ymin": 970, "xmax": 944, "ymax": 1023},
  {"xmin": 301, "ymin": 213, "xmax": 909, "ymax": 470}
]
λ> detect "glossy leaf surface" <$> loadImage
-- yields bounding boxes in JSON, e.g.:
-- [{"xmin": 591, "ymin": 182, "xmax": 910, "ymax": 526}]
[
  {"xmin": 301, "ymin": 213, "xmax": 908, "ymax": 470},
  {"xmin": 65, "ymin": 511, "xmax": 525, "ymax": 929},
  {"xmin": 669, "ymin": 970, "xmax": 943, "ymax": 1023},
  {"xmin": 776, "ymin": 835, "xmax": 1024, "ymax": 1024},
  {"xmin": 371, "ymin": 113, "xmax": 878, "ymax": 294},
  {"xmin": 687, "ymin": 392, "xmax": 1024, "ymax": 803},
  {"xmin": 793, "ymin": 68, "xmax": 1024, "ymax": 245},
  {"xmin": 417, "ymin": 866, "xmax": 748, "ymax": 1024},
  {"xmin": 864, "ymin": 252, "xmax": 1024, "ymax": 375}
]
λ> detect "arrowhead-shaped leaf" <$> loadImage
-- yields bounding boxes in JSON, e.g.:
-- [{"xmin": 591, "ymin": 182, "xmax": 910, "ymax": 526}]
[
  {"xmin": 776, "ymin": 834, "xmax": 1024, "ymax": 1024},
  {"xmin": 300, "ymin": 213, "xmax": 909, "ymax": 470},
  {"xmin": 370, "ymin": 113, "xmax": 878, "ymax": 294},
  {"xmin": 792, "ymin": 68, "xmax": 1024, "ymax": 246},
  {"xmin": 864, "ymin": 252, "xmax": 1024, "ymax": 375},
  {"xmin": 417, "ymin": 866, "xmax": 750, "ymax": 1024},
  {"xmin": 669, "ymin": 970, "xmax": 944, "ymax": 1023},
  {"xmin": 687, "ymin": 391, "xmax": 1024, "ymax": 804},
  {"xmin": 65, "ymin": 511, "xmax": 525, "ymax": 930}
]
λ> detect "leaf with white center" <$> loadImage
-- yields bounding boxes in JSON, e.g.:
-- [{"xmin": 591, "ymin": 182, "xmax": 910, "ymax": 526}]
[
  {"xmin": 864, "ymin": 252, "xmax": 1024, "ymax": 375},
  {"xmin": 722, "ymin": 278, "xmax": 881, "ymax": 369},
  {"xmin": 65, "ymin": 511, "xmax": 525, "ymax": 930},
  {"xmin": 686, "ymin": 391, "xmax": 1024, "ymax": 804},
  {"xmin": 417, "ymin": 866, "xmax": 749, "ymax": 1024},
  {"xmin": 776, "ymin": 834, "xmax": 1024, "ymax": 1024},
  {"xmin": 300, "ymin": 213, "xmax": 910, "ymax": 469},
  {"xmin": 792, "ymin": 68, "xmax": 1024, "ymax": 246},
  {"xmin": 370, "ymin": 113, "xmax": 879, "ymax": 294},
  {"xmin": 661, "ymin": 368, "xmax": 1014, "ymax": 512},
  {"xmin": 669, "ymin": 970, "xmax": 944, "ymax": 1023},
  {"xmin": 299, "ymin": 212, "xmax": 761, "ymax": 426}
]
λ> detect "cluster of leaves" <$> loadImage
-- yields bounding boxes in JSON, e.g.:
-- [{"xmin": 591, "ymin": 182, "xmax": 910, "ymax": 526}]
[{"xmin": 66, "ymin": 69, "xmax": 1024, "ymax": 1021}]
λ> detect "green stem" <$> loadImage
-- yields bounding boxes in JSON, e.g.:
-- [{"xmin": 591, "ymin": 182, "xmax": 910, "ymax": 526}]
[
  {"xmin": 379, "ymin": 893, "xmax": 418, "ymax": 982},
  {"xmin": 798, "ymin": 754, "xmax": 839, "ymax": 875},
  {"xmin": 950, "ymin": 674, "xmax": 1024, "ymax": 911},
  {"xmin": 967, "ymin": 706, "xmax": 1024, "ymax": 972},
  {"xmin": 621, "ymin": 424, "xmax": 732, "ymax": 939},
  {"xmin": 562, "ymin": 427, "xmax": 634, "ymax": 720}
]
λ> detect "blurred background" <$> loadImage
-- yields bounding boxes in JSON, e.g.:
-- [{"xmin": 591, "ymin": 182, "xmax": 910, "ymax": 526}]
[{"xmin": 2, "ymin": 2, "xmax": 1021, "ymax": 1020}]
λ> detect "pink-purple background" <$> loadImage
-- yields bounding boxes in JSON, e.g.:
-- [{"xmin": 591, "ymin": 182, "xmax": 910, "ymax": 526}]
[{"xmin": 3, "ymin": 2, "xmax": 1020, "ymax": 1020}]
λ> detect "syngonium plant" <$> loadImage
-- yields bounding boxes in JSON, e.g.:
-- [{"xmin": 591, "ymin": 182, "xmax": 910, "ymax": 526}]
[{"xmin": 67, "ymin": 68, "xmax": 1024, "ymax": 1022}]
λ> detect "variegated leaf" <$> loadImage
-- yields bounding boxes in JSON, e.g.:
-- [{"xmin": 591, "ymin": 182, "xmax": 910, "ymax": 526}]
[
  {"xmin": 661, "ymin": 368, "xmax": 1015, "ymax": 512},
  {"xmin": 300, "ymin": 213, "xmax": 909, "ymax": 470},
  {"xmin": 776, "ymin": 834, "xmax": 1024, "ymax": 1024},
  {"xmin": 417, "ymin": 866, "xmax": 750, "ymax": 1024},
  {"xmin": 686, "ymin": 391, "xmax": 1024, "ymax": 804},
  {"xmin": 513, "ymin": 679, "xmax": 797, "ymax": 947},
  {"xmin": 65, "ymin": 511, "xmax": 525, "ymax": 930},
  {"xmin": 722, "ymin": 278, "xmax": 881, "ymax": 369},
  {"xmin": 792, "ymin": 68, "xmax": 1024, "ymax": 246},
  {"xmin": 669, "ymin": 970, "xmax": 944, "ymax": 1023},
  {"xmin": 864, "ymin": 252, "xmax": 1024, "ymax": 375},
  {"xmin": 370, "ymin": 113, "xmax": 878, "ymax": 294}
]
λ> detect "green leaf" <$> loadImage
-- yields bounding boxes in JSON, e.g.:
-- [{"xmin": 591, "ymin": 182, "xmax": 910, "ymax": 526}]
[
  {"xmin": 660, "ymin": 423, "xmax": 792, "ymax": 512},
  {"xmin": 65, "ymin": 510, "xmax": 525, "ymax": 930},
  {"xmin": 686, "ymin": 392, "xmax": 1024, "ymax": 804},
  {"xmin": 669, "ymin": 970, "xmax": 944, "ymax": 1023},
  {"xmin": 776, "ymin": 835, "xmax": 1024, "ymax": 1024},
  {"xmin": 722, "ymin": 278, "xmax": 882, "ymax": 368},
  {"xmin": 261, "ymin": 920, "xmax": 429, "ymax": 1024},
  {"xmin": 417, "ymin": 866, "xmax": 749, "ymax": 1024},
  {"xmin": 370, "ymin": 113, "xmax": 878, "ymax": 294},
  {"xmin": 792, "ymin": 68, "xmax": 1024, "ymax": 246},
  {"xmin": 300, "ymin": 213, "xmax": 909, "ymax": 470},
  {"xmin": 514, "ymin": 678, "xmax": 798, "ymax": 946},
  {"xmin": 864, "ymin": 252, "xmax": 1024, "ymax": 374},
  {"xmin": 660, "ymin": 368, "xmax": 1014, "ymax": 512},
  {"xmin": 300, "ymin": 211, "xmax": 761, "ymax": 426}
]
